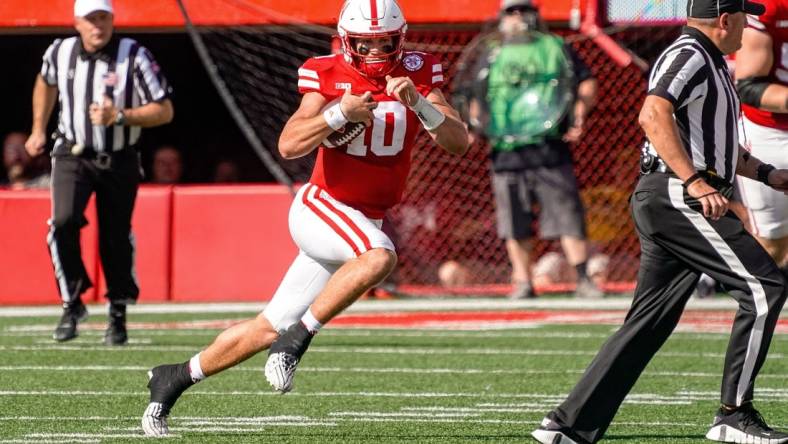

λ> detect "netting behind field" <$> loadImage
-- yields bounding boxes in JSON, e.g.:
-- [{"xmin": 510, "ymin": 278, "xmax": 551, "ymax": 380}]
[{"xmin": 184, "ymin": 5, "xmax": 682, "ymax": 290}]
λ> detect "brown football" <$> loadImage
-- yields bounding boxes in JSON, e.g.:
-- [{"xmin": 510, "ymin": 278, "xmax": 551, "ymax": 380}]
[{"xmin": 322, "ymin": 98, "xmax": 367, "ymax": 148}]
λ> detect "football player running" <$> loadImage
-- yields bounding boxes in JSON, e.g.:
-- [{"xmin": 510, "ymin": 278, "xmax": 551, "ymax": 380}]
[
  {"xmin": 141, "ymin": 0, "xmax": 467, "ymax": 436},
  {"xmin": 735, "ymin": 0, "xmax": 788, "ymax": 275}
]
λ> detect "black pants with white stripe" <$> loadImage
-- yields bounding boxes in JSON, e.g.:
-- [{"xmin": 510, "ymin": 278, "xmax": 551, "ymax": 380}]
[
  {"xmin": 47, "ymin": 150, "xmax": 141, "ymax": 305},
  {"xmin": 548, "ymin": 172, "xmax": 786, "ymax": 444}
]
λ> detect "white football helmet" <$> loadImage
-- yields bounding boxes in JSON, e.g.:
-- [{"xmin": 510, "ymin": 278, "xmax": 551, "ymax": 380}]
[{"xmin": 337, "ymin": 0, "xmax": 408, "ymax": 78}]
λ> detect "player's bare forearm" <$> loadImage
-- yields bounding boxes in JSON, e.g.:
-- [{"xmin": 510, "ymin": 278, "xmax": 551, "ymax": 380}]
[
  {"xmin": 737, "ymin": 146, "xmax": 788, "ymax": 191},
  {"xmin": 760, "ymin": 83, "xmax": 788, "ymax": 113},
  {"xmin": 31, "ymin": 75, "xmax": 57, "ymax": 135},
  {"xmin": 736, "ymin": 145, "xmax": 768, "ymax": 180},
  {"xmin": 735, "ymin": 28, "xmax": 787, "ymax": 113},
  {"xmin": 431, "ymin": 106, "xmax": 468, "ymax": 155},
  {"xmin": 422, "ymin": 89, "xmax": 468, "ymax": 155},
  {"xmin": 638, "ymin": 95, "xmax": 696, "ymax": 181},
  {"xmin": 278, "ymin": 114, "xmax": 335, "ymax": 159},
  {"xmin": 123, "ymin": 99, "xmax": 174, "ymax": 128}
]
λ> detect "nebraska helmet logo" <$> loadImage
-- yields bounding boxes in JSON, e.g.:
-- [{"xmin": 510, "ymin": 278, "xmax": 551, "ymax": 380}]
[{"xmin": 402, "ymin": 54, "xmax": 424, "ymax": 72}]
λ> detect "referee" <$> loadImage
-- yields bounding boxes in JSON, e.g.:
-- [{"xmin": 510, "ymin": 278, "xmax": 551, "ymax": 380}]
[
  {"xmin": 532, "ymin": 1, "xmax": 788, "ymax": 443},
  {"xmin": 24, "ymin": 0, "xmax": 173, "ymax": 345}
]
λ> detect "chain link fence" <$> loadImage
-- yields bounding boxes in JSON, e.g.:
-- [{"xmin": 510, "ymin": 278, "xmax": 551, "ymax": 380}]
[{"xmin": 189, "ymin": 13, "xmax": 682, "ymax": 293}]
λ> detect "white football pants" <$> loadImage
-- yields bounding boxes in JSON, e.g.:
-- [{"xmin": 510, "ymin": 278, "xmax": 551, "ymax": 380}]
[
  {"xmin": 737, "ymin": 116, "xmax": 788, "ymax": 239},
  {"xmin": 262, "ymin": 183, "xmax": 395, "ymax": 332}
]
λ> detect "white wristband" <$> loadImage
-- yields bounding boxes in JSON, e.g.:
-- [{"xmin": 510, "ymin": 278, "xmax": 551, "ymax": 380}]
[
  {"xmin": 410, "ymin": 95, "xmax": 446, "ymax": 131},
  {"xmin": 323, "ymin": 103, "xmax": 349, "ymax": 131}
]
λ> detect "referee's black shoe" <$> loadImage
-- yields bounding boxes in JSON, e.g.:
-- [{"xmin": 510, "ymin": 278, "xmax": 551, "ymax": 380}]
[
  {"xmin": 706, "ymin": 403, "xmax": 788, "ymax": 443},
  {"xmin": 53, "ymin": 301, "xmax": 88, "ymax": 342},
  {"xmin": 104, "ymin": 315, "xmax": 128, "ymax": 346},
  {"xmin": 142, "ymin": 362, "xmax": 194, "ymax": 436},
  {"xmin": 532, "ymin": 416, "xmax": 591, "ymax": 444}
]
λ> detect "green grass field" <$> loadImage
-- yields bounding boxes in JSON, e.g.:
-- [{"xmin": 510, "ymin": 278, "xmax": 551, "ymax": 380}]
[{"xmin": 1, "ymin": 305, "xmax": 787, "ymax": 443}]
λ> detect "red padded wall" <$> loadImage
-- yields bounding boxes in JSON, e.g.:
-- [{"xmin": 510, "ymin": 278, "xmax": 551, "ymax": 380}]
[
  {"xmin": 170, "ymin": 185, "xmax": 296, "ymax": 301},
  {"xmin": 0, "ymin": 190, "xmax": 98, "ymax": 304},
  {"xmin": 0, "ymin": 185, "xmax": 296, "ymax": 305}
]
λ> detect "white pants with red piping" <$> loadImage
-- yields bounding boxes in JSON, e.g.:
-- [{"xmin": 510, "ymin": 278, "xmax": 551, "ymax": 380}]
[
  {"xmin": 262, "ymin": 183, "xmax": 395, "ymax": 332},
  {"xmin": 737, "ymin": 116, "xmax": 788, "ymax": 240}
]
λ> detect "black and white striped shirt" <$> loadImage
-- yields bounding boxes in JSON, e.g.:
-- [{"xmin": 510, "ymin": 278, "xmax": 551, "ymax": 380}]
[
  {"xmin": 646, "ymin": 26, "xmax": 740, "ymax": 182},
  {"xmin": 40, "ymin": 36, "xmax": 171, "ymax": 153}
]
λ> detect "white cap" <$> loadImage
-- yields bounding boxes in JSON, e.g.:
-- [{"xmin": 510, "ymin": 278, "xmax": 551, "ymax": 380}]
[{"xmin": 74, "ymin": 0, "xmax": 113, "ymax": 17}]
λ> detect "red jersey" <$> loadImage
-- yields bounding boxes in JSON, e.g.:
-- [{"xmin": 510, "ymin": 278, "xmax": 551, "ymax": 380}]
[
  {"xmin": 743, "ymin": 0, "xmax": 788, "ymax": 129},
  {"xmin": 296, "ymin": 52, "xmax": 445, "ymax": 219}
]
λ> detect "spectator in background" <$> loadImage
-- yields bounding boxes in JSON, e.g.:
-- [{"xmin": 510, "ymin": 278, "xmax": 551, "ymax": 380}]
[
  {"xmin": 2, "ymin": 132, "xmax": 50, "ymax": 189},
  {"xmin": 212, "ymin": 158, "xmax": 241, "ymax": 183},
  {"xmin": 151, "ymin": 145, "xmax": 182, "ymax": 184},
  {"xmin": 532, "ymin": 251, "xmax": 609, "ymax": 290},
  {"xmin": 468, "ymin": 0, "xmax": 601, "ymax": 299},
  {"xmin": 438, "ymin": 260, "xmax": 472, "ymax": 287}
]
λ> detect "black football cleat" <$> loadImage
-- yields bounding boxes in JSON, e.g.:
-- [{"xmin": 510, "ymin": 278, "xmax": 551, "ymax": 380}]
[
  {"xmin": 264, "ymin": 322, "xmax": 314, "ymax": 393},
  {"xmin": 706, "ymin": 404, "xmax": 788, "ymax": 443},
  {"xmin": 53, "ymin": 301, "xmax": 88, "ymax": 342},
  {"xmin": 141, "ymin": 363, "xmax": 194, "ymax": 437}
]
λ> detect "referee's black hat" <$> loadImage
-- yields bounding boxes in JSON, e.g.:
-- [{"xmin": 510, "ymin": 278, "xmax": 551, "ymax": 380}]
[{"xmin": 687, "ymin": 0, "xmax": 765, "ymax": 18}]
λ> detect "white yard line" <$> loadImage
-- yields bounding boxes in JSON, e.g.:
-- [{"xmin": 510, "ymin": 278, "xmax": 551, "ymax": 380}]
[
  {"xmin": 2, "ymin": 344, "xmax": 778, "ymax": 360},
  {"xmin": 0, "ymin": 297, "xmax": 744, "ymax": 318},
  {"xmin": 3, "ymin": 328, "xmax": 737, "ymax": 340},
  {"xmin": 1, "ymin": 389, "xmax": 787, "ymax": 401},
  {"xmin": 26, "ymin": 433, "xmax": 144, "ymax": 439},
  {"xmin": 0, "ymin": 440, "xmax": 100, "ymax": 444},
  {"xmin": 329, "ymin": 411, "xmax": 480, "ymax": 418},
  {"xmin": 0, "ymin": 364, "xmax": 784, "ymax": 380}
]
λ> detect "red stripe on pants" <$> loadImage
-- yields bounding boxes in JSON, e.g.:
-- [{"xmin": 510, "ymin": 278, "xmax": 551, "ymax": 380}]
[
  {"xmin": 313, "ymin": 186, "xmax": 373, "ymax": 253},
  {"xmin": 302, "ymin": 184, "xmax": 363, "ymax": 256}
]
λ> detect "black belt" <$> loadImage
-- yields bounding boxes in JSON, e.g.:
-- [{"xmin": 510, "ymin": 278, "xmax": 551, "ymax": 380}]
[
  {"xmin": 639, "ymin": 152, "xmax": 734, "ymax": 199},
  {"xmin": 53, "ymin": 138, "xmax": 136, "ymax": 170}
]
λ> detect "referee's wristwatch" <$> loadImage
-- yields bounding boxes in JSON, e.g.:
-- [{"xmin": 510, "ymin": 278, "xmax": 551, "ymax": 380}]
[{"xmin": 114, "ymin": 109, "xmax": 127, "ymax": 126}]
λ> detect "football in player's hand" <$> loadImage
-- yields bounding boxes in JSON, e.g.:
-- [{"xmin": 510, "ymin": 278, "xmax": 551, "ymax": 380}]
[{"xmin": 322, "ymin": 99, "xmax": 367, "ymax": 148}]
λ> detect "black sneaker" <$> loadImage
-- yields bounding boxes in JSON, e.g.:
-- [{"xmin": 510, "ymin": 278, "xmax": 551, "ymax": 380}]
[
  {"xmin": 53, "ymin": 302, "xmax": 88, "ymax": 342},
  {"xmin": 532, "ymin": 417, "xmax": 591, "ymax": 444},
  {"xmin": 706, "ymin": 404, "xmax": 788, "ymax": 443},
  {"xmin": 264, "ymin": 322, "xmax": 314, "ymax": 393},
  {"xmin": 104, "ymin": 315, "xmax": 128, "ymax": 346},
  {"xmin": 141, "ymin": 363, "xmax": 194, "ymax": 437}
]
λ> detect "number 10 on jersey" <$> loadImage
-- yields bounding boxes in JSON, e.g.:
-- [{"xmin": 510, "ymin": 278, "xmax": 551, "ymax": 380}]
[{"xmin": 346, "ymin": 101, "xmax": 407, "ymax": 157}]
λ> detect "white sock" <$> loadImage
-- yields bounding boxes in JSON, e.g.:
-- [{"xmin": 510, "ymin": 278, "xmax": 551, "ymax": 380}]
[
  {"xmin": 188, "ymin": 353, "xmax": 206, "ymax": 383},
  {"xmin": 300, "ymin": 309, "xmax": 323, "ymax": 334}
]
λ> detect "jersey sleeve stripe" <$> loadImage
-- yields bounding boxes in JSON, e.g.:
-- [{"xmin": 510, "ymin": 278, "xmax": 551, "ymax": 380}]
[
  {"xmin": 298, "ymin": 79, "xmax": 321, "ymax": 90},
  {"xmin": 746, "ymin": 15, "xmax": 767, "ymax": 30},
  {"xmin": 432, "ymin": 75, "xmax": 444, "ymax": 84},
  {"xmin": 432, "ymin": 64, "xmax": 442, "ymax": 73},
  {"xmin": 298, "ymin": 68, "xmax": 319, "ymax": 79}
]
